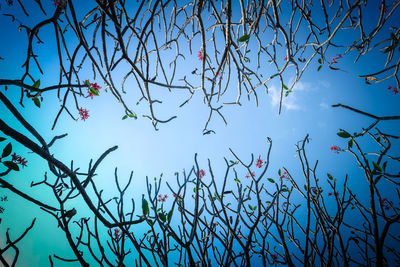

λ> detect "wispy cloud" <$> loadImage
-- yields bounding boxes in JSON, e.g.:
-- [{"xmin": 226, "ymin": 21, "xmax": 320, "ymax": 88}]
[
  {"xmin": 269, "ymin": 84, "xmax": 301, "ymax": 111},
  {"xmin": 318, "ymin": 80, "xmax": 331, "ymax": 88},
  {"xmin": 319, "ymin": 102, "xmax": 329, "ymax": 109}
]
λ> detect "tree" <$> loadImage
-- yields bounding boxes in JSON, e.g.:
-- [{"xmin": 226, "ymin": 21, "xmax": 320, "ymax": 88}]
[{"xmin": 0, "ymin": 0, "xmax": 399, "ymax": 266}]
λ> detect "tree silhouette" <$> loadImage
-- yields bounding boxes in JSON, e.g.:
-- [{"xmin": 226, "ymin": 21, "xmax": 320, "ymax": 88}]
[{"xmin": 0, "ymin": 0, "xmax": 399, "ymax": 266}]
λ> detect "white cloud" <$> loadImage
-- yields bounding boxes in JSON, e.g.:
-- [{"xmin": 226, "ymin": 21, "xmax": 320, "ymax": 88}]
[
  {"xmin": 318, "ymin": 80, "xmax": 331, "ymax": 88},
  {"xmin": 319, "ymin": 102, "xmax": 329, "ymax": 109},
  {"xmin": 269, "ymin": 84, "xmax": 301, "ymax": 111}
]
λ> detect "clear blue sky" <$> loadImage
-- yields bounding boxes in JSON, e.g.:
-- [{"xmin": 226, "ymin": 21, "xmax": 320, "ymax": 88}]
[{"xmin": 0, "ymin": 0, "xmax": 399, "ymax": 266}]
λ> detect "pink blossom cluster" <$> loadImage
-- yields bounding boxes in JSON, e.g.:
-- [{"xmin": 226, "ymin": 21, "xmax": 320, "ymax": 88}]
[
  {"xmin": 245, "ymin": 172, "xmax": 255, "ymax": 179},
  {"xmin": 173, "ymin": 193, "xmax": 183, "ymax": 199},
  {"xmin": 197, "ymin": 51, "xmax": 204, "ymax": 61},
  {"xmin": 280, "ymin": 171, "xmax": 289, "ymax": 180},
  {"xmin": 114, "ymin": 228, "xmax": 121, "ymax": 240},
  {"xmin": 84, "ymin": 80, "xmax": 102, "ymax": 99},
  {"xmin": 379, "ymin": 4, "xmax": 387, "ymax": 14},
  {"xmin": 331, "ymin": 54, "xmax": 342, "ymax": 63},
  {"xmin": 195, "ymin": 169, "xmax": 205, "ymax": 179},
  {"xmin": 380, "ymin": 198, "xmax": 390, "ymax": 210},
  {"xmin": 328, "ymin": 192, "xmax": 339, "ymax": 197},
  {"xmin": 79, "ymin": 108, "xmax": 89, "ymax": 121},
  {"xmin": 11, "ymin": 152, "xmax": 27, "ymax": 167},
  {"xmin": 255, "ymin": 158, "xmax": 263, "ymax": 168},
  {"xmin": 388, "ymin": 85, "xmax": 398, "ymax": 95},
  {"xmin": 158, "ymin": 194, "xmax": 168, "ymax": 202},
  {"xmin": 330, "ymin": 145, "xmax": 341, "ymax": 154}
]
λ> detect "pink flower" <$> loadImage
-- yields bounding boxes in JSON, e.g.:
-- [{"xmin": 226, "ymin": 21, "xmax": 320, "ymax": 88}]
[
  {"xmin": 90, "ymin": 83, "xmax": 101, "ymax": 91},
  {"xmin": 328, "ymin": 192, "xmax": 339, "ymax": 197},
  {"xmin": 11, "ymin": 152, "xmax": 19, "ymax": 161},
  {"xmin": 11, "ymin": 152, "xmax": 28, "ymax": 167},
  {"xmin": 173, "ymin": 193, "xmax": 183, "ymax": 199},
  {"xmin": 331, "ymin": 54, "xmax": 342, "ymax": 64},
  {"xmin": 280, "ymin": 171, "xmax": 289, "ymax": 180},
  {"xmin": 79, "ymin": 108, "xmax": 89, "ymax": 121},
  {"xmin": 330, "ymin": 145, "xmax": 341, "ymax": 154},
  {"xmin": 271, "ymin": 254, "xmax": 278, "ymax": 261},
  {"xmin": 284, "ymin": 56, "xmax": 288, "ymax": 61},
  {"xmin": 114, "ymin": 228, "xmax": 121, "ymax": 240},
  {"xmin": 6, "ymin": 0, "xmax": 13, "ymax": 5},
  {"xmin": 195, "ymin": 169, "xmax": 206, "ymax": 179},
  {"xmin": 387, "ymin": 85, "xmax": 399, "ymax": 95},
  {"xmin": 380, "ymin": 198, "xmax": 390, "ymax": 210},
  {"xmin": 379, "ymin": 4, "xmax": 387, "ymax": 14},
  {"xmin": 245, "ymin": 172, "xmax": 255, "ymax": 179},
  {"xmin": 86, "ymin": 82, "xmax": 101, "ymax": 99},
  {"xmin": 197, "ymin": 51, "xmax": 203, "ymax": 61},
  {"xmin": 52, "ymin": 0, "xmax": 60, "ymax": 6},
  {"xmin": 255, "ymin": 159, "xmax": 263, "ymax": 168},
  {"xmin": 158, "ymin": 194, "xmax": 168, "ymax": 202}
]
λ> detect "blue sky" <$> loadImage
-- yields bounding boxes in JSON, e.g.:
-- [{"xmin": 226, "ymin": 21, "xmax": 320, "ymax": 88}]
[{"xmin": 0, "ymin": 0, "xmax": 399, "ymax": 266}]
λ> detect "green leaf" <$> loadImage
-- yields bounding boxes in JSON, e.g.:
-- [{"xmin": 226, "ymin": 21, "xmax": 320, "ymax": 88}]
[
  {"xmin": 244, "ymin": 57, "xmax": 250, "ymax": 62},
  {"xmin": 33, "ymin": 97, "xmax": 41, "ymax": 108},
  {"xmin": 318, "ymin": 58, "xmax": 323, "ymax": 64},
  {"xmin": 372, "ymin": 162, "xmax": 382, "ymax": 172},
  {"xmin": 248, "ymin": 204, "xmax": 253, "ymax": 210},
  {"xmin": 337, "ymin": 131, "xmax": 351, "ymax": 138},
  {"xmin": 390, "ymin": 32, "xmax": 398, "ymax": 42},
  {"xmin": 33, "ymin": 79, "xmax": 40, "ymax": 89},
  {"xmin": 374, "ymin": 175, "xmax": 382, "ymax": 184},
  {"xmin": 267, "ymin": 178, "xmax": 275, "ymax": 183},
  {"xmin": 167, "ymin": 210, "xmax": 173, "ymax": 222},
  {"xmin": 327, "ymin": 173, "xmax": 333, "ymax": 180},
  {"xmin": 317, "ymin": 65, "xmax": 322, "ymax": 71},
  {"xmin": 304, "ymin": 185, "xmax": 308, "ymax": 191},
  {"xmin": 90, "ymin": 88, "xmax": 99, "ymax": 96},
  {"xmin": 2, "ymin": 142, "xmax": 12, "ymax": 158},
  {"xmin": 283, "ymin": 84, "xmax": 288, "ymax": 90},
  {"xmin": 3, "ymin": 161, "xmax": 19, "ymax": 171},
  {"xmin": 382, "ymin": 161, "xmax": 387, "ymax": 172},
  {"xmin": 122, "ymin": 115, "xmax": 128, "ymax": 120},
  {"xmin": 158, "ymin": 212, "xmax": 166, "ymax": 222},
  {"xmin": 384, "ymin": 45, "xmax": 396, "ymax": 53},
  {"xmin": 0, "ymin": 137, "xmax": 5, "ymax": 142},
  {"xmin": 348, "ymin": 139, "xmax": 353, "ymax": 149},
  {"xmin": 142, "ymin": 198, "xmax": 149, "ymax": 216},
  {"xmin": 146, "ymin": 219, "xmax": 154, "ymax": 226},
  {"xmin": 278, "ymin": 169, "xmax": 282, "ymax": 176},
  {"xmin": 238, "ymin": 34, "xmax": 250, "ymax": 42},
  {"xmin": 129, "ymin": 114, "xmax": 136, "ymax": 118},
  {"xmin": 84, "ymin": 80, "xmax": 90, "ymax": 85}
]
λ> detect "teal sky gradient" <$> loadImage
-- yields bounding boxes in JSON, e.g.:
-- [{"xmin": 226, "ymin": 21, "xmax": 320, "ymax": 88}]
[{"xmin": 0, "ymin": 0, "xmax": 399, "ymax": 266}]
